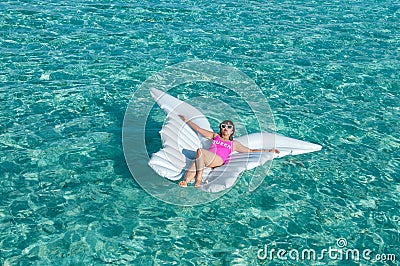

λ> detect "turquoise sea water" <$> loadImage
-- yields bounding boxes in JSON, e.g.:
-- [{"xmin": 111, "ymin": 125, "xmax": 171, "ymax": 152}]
[{"xmin": 1, "ymin": 0, "xmax": 399, "ymax": 265}]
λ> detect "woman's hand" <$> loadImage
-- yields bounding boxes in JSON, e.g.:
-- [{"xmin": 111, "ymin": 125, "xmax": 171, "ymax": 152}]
[
  {"xmin": 179, "ymin": 114, "xmax": 188, "ymax": 123},
  {"xmin": 270, "ymin": 148, "xmax": 280, "ymax": 154}
]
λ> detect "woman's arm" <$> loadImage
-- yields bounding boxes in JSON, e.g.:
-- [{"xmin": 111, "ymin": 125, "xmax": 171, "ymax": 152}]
[
  {"xmin": 233, "ymin": 140, "xmax": 280, "ymax": 154},
  {"xmin": 179, "ymin": 115, "xmax": 216, "ymax": 139}
]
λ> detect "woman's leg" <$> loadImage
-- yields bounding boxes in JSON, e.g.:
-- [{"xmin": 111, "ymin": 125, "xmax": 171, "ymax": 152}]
[
  {"xmin": 178, "ymin": 161, "xmax": 196, "ymax": 187},
  {"xmin": 179, "ymin": 148, "xmax": 224, "ymax": 187},
  {"xmin": 194, "ymin": 149, "xmax": 205, "ymax": 187},
  {"xmin": 194, "ymin": 148, "xmax": 224, "ymax": 187}
]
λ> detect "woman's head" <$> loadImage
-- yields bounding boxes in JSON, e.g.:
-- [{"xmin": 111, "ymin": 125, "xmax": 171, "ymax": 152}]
[{"xmin": 219, "ymin": 120, "xmax": 235, "ymax": 140}]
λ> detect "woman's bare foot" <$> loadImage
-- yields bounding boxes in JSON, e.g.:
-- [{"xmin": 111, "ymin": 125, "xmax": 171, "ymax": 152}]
[
  {"xmin": 178, "ymin": 180, "xmax": 188, "ymax": 187},
  {"xmin": 194, "ymin": 180, "xmax": 202, "ymax": 188}
]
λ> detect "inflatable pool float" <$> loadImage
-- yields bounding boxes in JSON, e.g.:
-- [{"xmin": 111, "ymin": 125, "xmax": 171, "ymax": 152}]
[{"xmin": 148, "ymin": 88, "xmax": 322, "ymax": 192}]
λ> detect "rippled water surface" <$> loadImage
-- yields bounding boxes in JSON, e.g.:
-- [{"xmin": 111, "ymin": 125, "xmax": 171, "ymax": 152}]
[{"xmin": 0, "ymin": 0, "xmax": 399, "ymax": 265}]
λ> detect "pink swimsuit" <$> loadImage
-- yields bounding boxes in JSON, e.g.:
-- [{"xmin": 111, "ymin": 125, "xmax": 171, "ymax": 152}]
[{"xmin": 208, "ymin": 135, "xmax": 233, "ymax": 163}]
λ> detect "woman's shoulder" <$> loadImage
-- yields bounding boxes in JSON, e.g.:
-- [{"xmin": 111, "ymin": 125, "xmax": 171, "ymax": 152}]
[{"xmin": 211, "ymin": 133, "xmax": 219, "ymax": 140}]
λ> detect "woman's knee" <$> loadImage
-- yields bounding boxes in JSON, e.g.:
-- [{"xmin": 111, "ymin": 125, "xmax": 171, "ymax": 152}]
[{"xmin": 196, "ymin": 148, "xmax": 203, "ymax": 158}]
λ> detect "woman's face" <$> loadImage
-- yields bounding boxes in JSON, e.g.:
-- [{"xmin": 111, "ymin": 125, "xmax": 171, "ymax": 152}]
[{"xmin": 220, "ymin": 123, "xmax": 233, "ymax": 133}]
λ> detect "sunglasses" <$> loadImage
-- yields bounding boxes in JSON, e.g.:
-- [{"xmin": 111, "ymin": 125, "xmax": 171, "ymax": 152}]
[{"xmin": 220, "ymin": 124, "xmax": 233, "ymax": 130}]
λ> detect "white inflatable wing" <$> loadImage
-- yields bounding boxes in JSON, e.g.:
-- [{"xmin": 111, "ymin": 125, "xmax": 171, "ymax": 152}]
[
  {"xmin": 148, "ymin": 88, "xmax": 322, "ymax": 192},
  {"xmin": 148, "ymin": 88, "xmax": 212, "ymax": 180}
]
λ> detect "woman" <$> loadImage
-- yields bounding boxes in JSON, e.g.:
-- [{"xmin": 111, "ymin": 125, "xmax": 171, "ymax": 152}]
[{"xmin": 178, "ymin": 115, "xmax": 280, "ymax": 188}]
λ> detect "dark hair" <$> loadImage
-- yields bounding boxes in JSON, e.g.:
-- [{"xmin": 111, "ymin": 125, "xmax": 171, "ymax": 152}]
[{"xmin": 219, "ymin": 120, "xmax": 235, "ymax": 141}]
